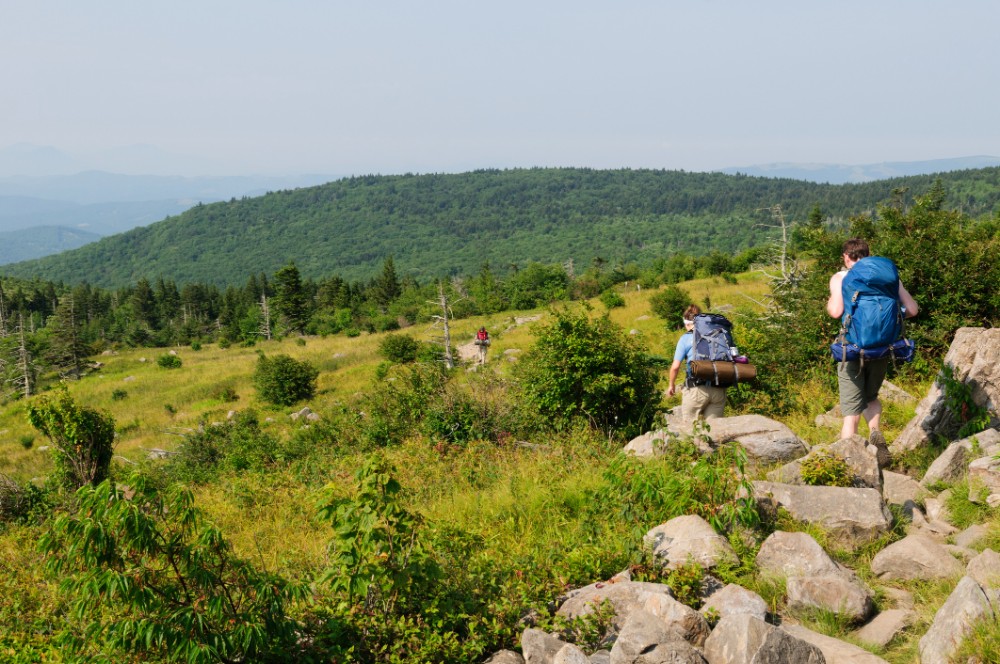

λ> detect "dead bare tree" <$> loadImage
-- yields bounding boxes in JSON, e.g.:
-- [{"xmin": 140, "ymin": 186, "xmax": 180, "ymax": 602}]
[
  {"xmin": 259, "ymin": 293, "xmax": 273, "ymax": 341},
  {"xmin": 427, "ymin": 281, "xmax": 458, "ymax": 369},
  {"xmin": 754, "ymin": 204, "xmax": 803, "ymax": 289},
  {"xmin": 0, "ymin": 282, "xmax": 8, "ymax": 338}
]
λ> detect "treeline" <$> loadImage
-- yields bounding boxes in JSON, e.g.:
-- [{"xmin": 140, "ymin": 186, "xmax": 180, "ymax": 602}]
[
  {"xmin": 6, "ymin": 166, "xmax": 1000, "ymax": 288},
  {"xmin": 0, "ymin": 247, "xmax": 762, "ymax": 398}
]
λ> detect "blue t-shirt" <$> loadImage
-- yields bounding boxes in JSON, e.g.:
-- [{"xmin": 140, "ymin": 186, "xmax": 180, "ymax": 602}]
[{"xmin": 673, "ymin": 331, "xmax": 694, "ymax": 363}]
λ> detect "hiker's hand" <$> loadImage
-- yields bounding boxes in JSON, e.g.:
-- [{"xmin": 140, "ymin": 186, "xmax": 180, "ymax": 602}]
[{"xmin": 667, "ymin": 385, "xmax": 676, "ymax": 397}]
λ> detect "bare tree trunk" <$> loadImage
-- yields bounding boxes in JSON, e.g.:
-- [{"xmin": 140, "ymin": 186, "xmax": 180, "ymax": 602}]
[
  {"xmin": 0, "ymin": 283, "xmax": 8, "ymax": 338},
  {"xmin": 259, "ymin": 294, "xmax": 272, "ymax": 340},
  {"xmin": 438, "ymin": 283, "xmax": 454, "ymax": 369},
  {"xmin": 17, "ymin": 313, "xmax": 33, "ymax": 398}
]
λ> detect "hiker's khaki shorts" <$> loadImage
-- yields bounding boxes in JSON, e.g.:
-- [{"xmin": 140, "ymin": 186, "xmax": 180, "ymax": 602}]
[
  {"xmin": 681, "ymin": 384, "xmax": 727, "ymax": 421},
  {"xmin": 837, "ymin": 357, "xmax": 889, "ymax": 416}
]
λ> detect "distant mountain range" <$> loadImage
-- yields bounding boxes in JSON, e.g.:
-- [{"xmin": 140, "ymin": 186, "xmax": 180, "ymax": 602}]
[
  {"xmin": 719, "ymin": 156, "xmax": 1000, "ymax": 184},
  {"xmin": 0, "ymin": 225, "xmax": 102, "ymax": 265},
  {"xmin": 5, "ymin": 166, "xmax": 999, "ymax": 289}
]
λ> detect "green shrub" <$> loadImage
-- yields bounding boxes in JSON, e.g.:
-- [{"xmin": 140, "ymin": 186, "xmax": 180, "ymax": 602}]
[
  {"xmin": 800, "ymin": 452, "xmax": 854, "ymax": 487},
  {"xmin": 379, "ymin": 333, "xmax": 420, "ymax": 364},
  {"xmin": 253, "ymin": 353, "xmax": 319, "ymax": 406},
  {"xmin": 156, "ymin": 353, "xmax": 182, "ymax": 369},
  {"xmin": 110, "ymin": 388, "xmax": 128, "ymax": 401},
  {"xmin": 649, "ymin": 285, "xmax": 691, "ymax": 325},
  {"xmin": 514, "ymin": 305, "xmax": 659, "ymax": 439},
  {"xmin": 595, "ymin": 436, "xmax": 759, "ymax": 534},
  {"xmin": 169, "ymin": 410, "xmax": 284, "ymax": 483},
  {"xmin": 39, "ymin": 473, "xmax": 307, "ymax": 662},
  {"xmin": 27, "ymin": 386, "xmax": 116, "ymax": 490},
  {"xmin": 190, "ymin": 341, "xmax": 202, "ymax": 351},
  {"xmin": 599, "ymin": 290, "xmax": 625, "ymax": 309},
  {"xmin": 667, "ymin": 560, "xmax": 706, "ymax": 609}
]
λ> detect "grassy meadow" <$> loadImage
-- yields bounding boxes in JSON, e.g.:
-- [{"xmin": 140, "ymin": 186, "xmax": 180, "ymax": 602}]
[{"xmin": 3, "ymin": 266, "xmax": 985, "ymax": 663}]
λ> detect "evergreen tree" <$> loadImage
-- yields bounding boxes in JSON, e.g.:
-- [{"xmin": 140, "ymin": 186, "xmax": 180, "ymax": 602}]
[
  {"xmin": 370, "ymin": 257, "xmax": 401, "ymax": 310},
  {"xmin": 273, "ymin": 263, "xmax": 309, "ymax": 335},
  {"xmin": 45, "ymin": 295, "xmax": 89, "ymax": 379}
]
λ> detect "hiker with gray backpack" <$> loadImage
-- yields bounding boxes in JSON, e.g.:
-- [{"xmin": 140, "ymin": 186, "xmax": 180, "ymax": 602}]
[
  {"xmin": 827, "ymin": 238, "xmax": 919, "ymax": 459},
  {"xmin": 667, "ymin": 304, "xmax": 755, "ymax": 422}
]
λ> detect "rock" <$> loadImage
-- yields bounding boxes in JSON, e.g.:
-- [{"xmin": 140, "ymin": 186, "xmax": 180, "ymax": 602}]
[
  {"xmin": 852, "ymin": 609, "xmax": 914, "ymax": 649},
  {"xmin": 628, "ymin": 642, "xmax": 706, "ymax": 663},
  {"xmin": 624, "ymin": 429, "xmax": 710, "ymax": 458},
  {"xmin": 966, "ymin": 549, "xmax": 1000, "ymax": 590},
  {"xmin": 609, "ymin": 608, "xmax": 685, "ymax": 664},
  {"xmin": 919, "ymin": 575, "xmax": 996, "ymax": 664},
  {"xmin": 815, "ymin": 405, "xmax": 842, "ymax": 429},
  {"xmin": 306, "ymin": 412, "xmax": 321, "ymax": 422},
  {"xmin": 557, "ymin": 580, "xmax": 674, "ymax": 631},
  {"xmin": 752, "ymin": 482, "xmax": 892, "ymax": 548},
  {"xmin": 485, "ymin": 651, "xmax": 526, "ymax": 664},
  {"xmin": 700, "ymin": 584, "xmax": 768, "ymax": 623},
  {"xmin": 870, "ymin": 533, "xmax": 965, "ymax": 581},
  {"xmin": 968, "ymin": 453, "xmax": 1000, "ymax": 496},
  {"xmin": 522, "ymin": 628, "xmax": 568, "ymax": 664},
  {"xmin": 881, "ymin": 470, "xmax": 924, "ymax": 513},
  {"xmin": 123, "ymin": 375, "xmax": 136, "ymax": 382},
  {"xmin": 954, "ymin": 523, "xmax": 989, "ymax": 549},
  {"xmin": 643, "ymin": 515, "xmax": 738, "ymax": 571},
  {"xmin": 168, "ymin": 349, "xmax": 177, "ymax": 355},
  {"xmin": 894, "ymin": 328, "xmax": 1000, "ymax": 451},
  {"xmin": 782, "ymin": 624, "xmax": 889, "ymax": 663},
  {"xmin": 669, "ymin": 414, "xmax": 808, "ymax": 464},
  {"xmin": 921, "ymin": 439, "xmax": 973, "ymax": 487},
  {"xmin": 702, "ymin": 614, "xmax": 824, "ymax": 664},
  {"xmin": 553, "ymin": 644, "xmax": 590, "ymax": 664},
  {"xmin": 641, "ymin": 593, "xmax": 711, "ymax": 647},
  {"xmin": 768, "ymin": 435, "xmax": 880, "ymax": 489},
  {"xmin": 590, "ymin": 652, "xmax": 611, "ymax": 664},
  {"xmin": 879, "ymin": 379, "xmax": 916, "ymax": 404},
  {"xmin": 756, "ymin": 531, "xmax": 873, "ymax": 622},
  {"xmin": 924, "ymin": 494, "xmax": 951, "ymax": 523},
  {"xmin": 146, "ymin": 448, "xmax": 173, "ymax": 460}
]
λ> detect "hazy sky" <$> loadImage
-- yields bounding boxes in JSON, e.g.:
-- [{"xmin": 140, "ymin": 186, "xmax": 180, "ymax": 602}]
[{"xmin": 4, "ymin": 1, "xmax": 998, "ymax": 177}]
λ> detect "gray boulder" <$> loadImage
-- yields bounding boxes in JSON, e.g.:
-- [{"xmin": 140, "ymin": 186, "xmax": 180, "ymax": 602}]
[
  {"xmin": 756, "ymin": 531, "xmax": 873, "ymax": 622},
  {"xmin": 668, "ymin": 414, "xmax": 808, "ymax": 464},
  {"xmin": 894, "ymin": 328, "xmax": 1000, "ymax": 451},
  {"xmin": 558, "ymin": 580, "xmax": 674, "ymax": 631},
  {"xmin": 919, "ymin": 575, "xmax": 996, "ymax": 664},
  {"xmin": 700, "ymin": 583, "xmax": 768, "ymax": 623},
  {"xmin": 968, "ymin": 452, "xmax": 1000, "ymax": 496},
  {"xmin": 752, "ymin": 482, "xmax": 892, "ymax": 548},
  {"xmin": 881, "ymin": 470, "xmax": 924, "ymax": 512},
  {"xmin": 609, "ymin": 608, "xmax": 686, "ymax": 664},
  {"xmin": 522, "ymin": 629, "xmax": 569, "ymax": 664},
  {"xmin": 768, "ymin": 436, "xmax": 880, "ymax": 489},
  {"xmin": 869, "ymin": 533, "xmax": 965, "ymax": 581},
  {"xmin": 641, "ymin": 593, "xmax": 711, "ymax": 647},
  {"xmin": 702, "ymin": 614, "xmax": 825, "ymax": 664},
  {"xmin": 782, "ymin": 624, "xmax": 888, "ymax": 663},
  {"xmin": 553, "ymin": 644, "xmax": 591, "ymax": 664},
  {"xmin": 851, "ymin": 609, "xmax": 914, "ymax": 649},
  {"xmin": 643, "ymin": 515, "xmax": 738, "ymax": 571}
]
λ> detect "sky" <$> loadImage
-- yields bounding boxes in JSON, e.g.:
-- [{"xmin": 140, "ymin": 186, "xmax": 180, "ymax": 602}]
[{"xmin": 3, "ymin": 0, "xmax": 999, "ymax": 177}]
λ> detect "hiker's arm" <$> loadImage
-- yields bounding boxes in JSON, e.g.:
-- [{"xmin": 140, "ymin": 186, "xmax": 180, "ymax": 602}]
[
  {"xmin": 667, "ymin": 360, "xmax": 682, "ymax": 397},
  {"xmin": 898, "ymin": 283, "xmax": 918, "ymax": 318},
  {"xmin": 826, "ymin": 272, "xmax": 845, "ymax": 318}
]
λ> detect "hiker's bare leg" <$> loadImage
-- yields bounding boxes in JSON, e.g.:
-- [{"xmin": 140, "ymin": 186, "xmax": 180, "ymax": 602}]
[
  {"xmin": 862, "ymin": 399, "xmax": 882, "ymax": 432},
  {"xmin": 841, "ymin": 414, "xmax": 861, "ymax": 439}
]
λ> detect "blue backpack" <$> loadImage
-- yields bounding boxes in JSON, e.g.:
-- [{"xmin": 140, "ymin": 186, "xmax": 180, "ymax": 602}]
[
  {"xmin": 840, "ymin": 256, "xmax": 903, "ymax": 349},
  {"xmin": 692, "ymin": 313, "xmax": 735, "ymax": 362}
]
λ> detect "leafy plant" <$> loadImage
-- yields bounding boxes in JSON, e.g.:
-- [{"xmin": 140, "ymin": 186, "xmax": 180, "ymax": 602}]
[
  {"xmin": 378, "ymin": 333, "xmax": 420, "ymax": 364},
  {"xmin": 110, "ymin": 388, "xmax": 128, "ymax": 401},
  {"xmin": 599, "ymin": 289, "xmax": 625, "ymax": 309},
  {"xmin": 939, "ymin": 364, "xmax": 992, "ymax": 438},
  {"xmin": 667, "ymin": 559, "xmax": 706, "ymax": 609},
  {"xmin": 38, "ymin": 473, "xmax": 307, "ymax": 663},
  {"xmin": 514, "ymin": 305, "xmax": 659, "ymax": 439},
  {"xmin": 799, "ymin": 452, "xmax": 854, "ymax": 487},
  {"xmin": 253, "ymin": 352, "xmax": 319, "ymax": 406},
  {"xmin": 27, "ymin": 386, "xmax": 116, "ymax": 490},
  {"xmin": 156, "ymin": 353, "xmax": 182, "ymax": 369},
  {"xmin": 649, "ymin": 284, "xmax": 691, "ymax": 325}
]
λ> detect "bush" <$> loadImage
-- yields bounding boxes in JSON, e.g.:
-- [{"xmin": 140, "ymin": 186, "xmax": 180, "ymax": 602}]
[
  {"xmin": 599, "ymin": 290, "xmax": 625, "ymax": 309},
  {"xmin": 111, "ymin": 389, "xmax": 128, "ymax": 401},
  {"xmin": 799, "ymin": 452, "xmax": 854, "ymax": 487},
  {"xmin": 39, "ymin": 473, "xmax": 307, "ymax": 662},
  {"xmin": 156, "ymin": 353, "xmax": 182, "ymax": 369},
  {"xmin": 514, "ymin": 305, "xmax": 660, "ymax": 439},
  {"xmin": 379, "ymin": 333, "xmax": 420, "ymax": 364},
  {"xmin": 27, "ymin": 386, "xmax": 116, "ymax": 490},
  {"xmin": 253, "ymin": 353, "xmax": 319, "ymax": 406},
  {"xmin": 169, "ymin": 410, "xmax": 284, "ymax": 483},
  {"xmin": 649, "ymin": 285, "xmax": 691, "ymax": 326}
]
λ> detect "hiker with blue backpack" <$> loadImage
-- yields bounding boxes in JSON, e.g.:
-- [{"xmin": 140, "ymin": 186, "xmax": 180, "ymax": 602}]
[
  {"xmin": 667, "ymin": 304, "xmax": 727, "ymax": 421},
  {"xmin": 826, "ymin": 238, "xmax": 918, "ymax": 457}
]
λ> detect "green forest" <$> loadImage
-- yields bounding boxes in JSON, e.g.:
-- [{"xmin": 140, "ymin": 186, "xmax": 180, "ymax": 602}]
[
  {"xmin": 5, "ymin": 166, "xmax": 1000, "ymax": 288},
  {"xmin": 0, "ymin": 174, "xmax": 998, "ymax": 662}
]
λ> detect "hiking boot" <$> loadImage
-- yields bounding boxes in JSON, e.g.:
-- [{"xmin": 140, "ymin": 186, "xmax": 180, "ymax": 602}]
[{"xmin": 869, "ymin": 429, "xmax": 891, "ymax": 469}]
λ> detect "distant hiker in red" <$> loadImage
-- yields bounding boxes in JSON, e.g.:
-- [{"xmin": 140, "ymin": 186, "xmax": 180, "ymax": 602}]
[{"xmin": 475, "ymin": 326, "xmax": 490, "ymax": 365}]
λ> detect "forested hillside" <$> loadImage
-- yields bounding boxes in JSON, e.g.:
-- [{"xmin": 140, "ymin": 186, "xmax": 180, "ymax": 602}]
[{"xmin": 4, "ymin": 166, "xmax": 1000, "ymax": 288}]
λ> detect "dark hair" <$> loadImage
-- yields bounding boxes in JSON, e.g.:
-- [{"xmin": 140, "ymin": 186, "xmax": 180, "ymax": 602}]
[
  {"xmin": 842, "ymin": 238, "xmax": 870, "ymax": 261},
  {"xmin": 682, "ymin": 304, "xmax": 701, "ymax": 322}
]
